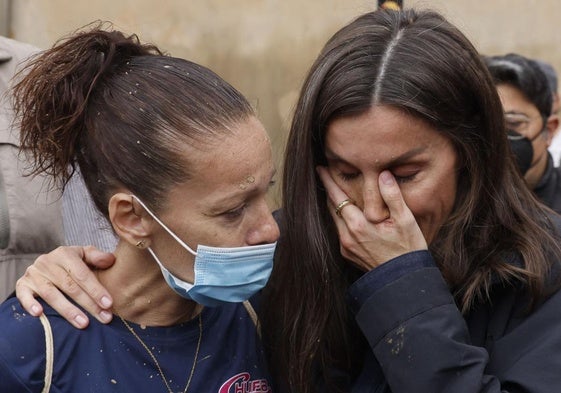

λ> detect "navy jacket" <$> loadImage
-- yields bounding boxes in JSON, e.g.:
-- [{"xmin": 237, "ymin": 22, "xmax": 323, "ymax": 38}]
[{"xmin": 347, "ymin": 217, "xmax": 561, "ymax": 392}]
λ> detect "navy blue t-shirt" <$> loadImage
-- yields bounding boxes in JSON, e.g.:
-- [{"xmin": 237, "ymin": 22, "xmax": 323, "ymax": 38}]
[{"xmin": 0, "ymin": 297, "xmax": 273, "ymax": 392}]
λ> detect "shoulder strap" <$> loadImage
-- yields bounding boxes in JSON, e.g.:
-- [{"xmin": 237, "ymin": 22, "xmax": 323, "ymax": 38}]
[
  {"xmin": 242, "ymin": 300, "xmax": 261, "ymax": 338},
  {"xmin": 39, "ymin": 313, "xmax": 54, "ymax": 393}
]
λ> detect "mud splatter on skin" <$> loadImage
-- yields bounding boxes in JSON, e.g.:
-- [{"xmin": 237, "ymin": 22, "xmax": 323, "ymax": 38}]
[{"xmin": 238, "ymin": 175, "xmax": 256, "ymax": 190}]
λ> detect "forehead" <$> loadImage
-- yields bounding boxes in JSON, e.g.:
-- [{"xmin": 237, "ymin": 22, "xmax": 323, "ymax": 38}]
[
  {"xmin": 173, "ymin": 116, "xmax": 273, "ymax": 199},
  {"xmin": 325, "ymin": 105, "xmax": 445, "ymax": 161},
  {"xmin": 496, "ymin": 83, "xmax": 540, "ymax": 114}
]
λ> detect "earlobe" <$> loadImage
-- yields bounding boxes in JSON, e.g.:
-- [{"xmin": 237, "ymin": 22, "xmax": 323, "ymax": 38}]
[{"xmin": 109, "ymin": 193, "xmax": 152, "ymax": 247}]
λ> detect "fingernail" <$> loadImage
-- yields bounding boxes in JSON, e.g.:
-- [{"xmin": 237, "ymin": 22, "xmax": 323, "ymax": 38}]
[
  {"xmin": 31, "ymin": 305, "xmax": 41, "ymax": 316},
  {"xmin": 100, "ymin": 296, "xmax": 112, "ymax": 308},
  {"xmin": 99, "ymin": 310, "xmax": 113, "ymax": 323},
  {"xmin": 74, "ymin": 315, "xmax": 88, "ymax": 327},
  {"xmin": 380, "ymin": 171, "xmax": 394, "ymax": 185}
]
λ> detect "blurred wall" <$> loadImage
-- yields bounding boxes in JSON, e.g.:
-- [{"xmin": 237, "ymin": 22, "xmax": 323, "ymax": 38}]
[{"xmin": 2, "ymin": 0, "xmax": 560, "ymax": 206}]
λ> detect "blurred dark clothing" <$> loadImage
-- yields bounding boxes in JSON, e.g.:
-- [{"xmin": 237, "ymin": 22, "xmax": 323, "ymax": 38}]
[{"xmin": 534, "ymin": 153, "xmax": 561, "ymax": 214}]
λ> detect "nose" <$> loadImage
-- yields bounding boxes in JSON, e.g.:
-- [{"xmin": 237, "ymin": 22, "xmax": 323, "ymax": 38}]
[
  {"xmin": 360, "ymin": 176, "xmax": 390, "ymax": 223},
  {"xmin": 247, "ymin": 200, "xmax": 281, "ymax": 245}
]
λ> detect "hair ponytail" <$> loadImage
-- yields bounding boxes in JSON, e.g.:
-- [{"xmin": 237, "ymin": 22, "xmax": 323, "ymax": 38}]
[
  {"xmin": 13, "ymin": 22, "xmax": 161, "ymax": 186},
  {"xmin": 12, "ymin": 22, "xmax": 252, "ymax": 219}
]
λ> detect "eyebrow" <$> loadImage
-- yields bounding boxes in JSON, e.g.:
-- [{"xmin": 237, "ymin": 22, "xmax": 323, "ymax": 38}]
[{"xmin": 324, "ymin": 146, "xmax": 427, "ymax": 168}]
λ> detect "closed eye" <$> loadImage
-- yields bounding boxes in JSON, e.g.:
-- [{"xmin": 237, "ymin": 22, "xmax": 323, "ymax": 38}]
[
  {"xmin": 392, "ymin": 167, "xmax": 420, "ymax": 184},
  {"xmin": 337, "ymin": 170, "xmax": 418, "ymax": 184},
  {"xmin": 394, "ymin": 173, "xmax": 417, "ymax": 184},
  {"xmin": 337, "ymin": 171, "xmax": 360, "ymax": 182},
  {"xmin": 222, "ymin": 204, "xmax": 247, "ymax": 221}
]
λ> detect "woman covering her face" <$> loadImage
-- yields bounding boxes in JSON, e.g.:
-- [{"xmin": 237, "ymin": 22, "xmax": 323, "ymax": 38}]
[
  {"xmin": 0, "ymin": 25, "xmax": 280, "ymax": 392},
  {"xmin": 262, "ymin": 8, "xmax": 561, "ymax": 393},
  {"xmin": 13, "ymin": 9, "xmax": 561, "ymax": 393}
]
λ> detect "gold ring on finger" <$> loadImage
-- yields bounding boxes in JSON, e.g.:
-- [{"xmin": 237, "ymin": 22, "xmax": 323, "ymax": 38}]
[{"xmin": 335, "ymin": 199, "xmax": 354, "ymax": 217}]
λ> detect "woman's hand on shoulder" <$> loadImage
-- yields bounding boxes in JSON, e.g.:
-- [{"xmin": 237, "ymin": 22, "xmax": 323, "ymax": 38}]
[
  {"xmin": 317, "ymin": 167, "xmax": 427, "ymax": 271},
  {"xmin": 15, "ymin": 245, "xmax": 116, "ymax": 329}
]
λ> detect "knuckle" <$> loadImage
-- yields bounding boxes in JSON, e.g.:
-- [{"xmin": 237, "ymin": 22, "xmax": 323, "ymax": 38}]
[
  {"xmin": 52, "ymin": 246, "xmax": 68, "ymax": 257},
  {"xmin": 33, "ymin": 253, "xmax": 50, "ymax": 268},
  {"xmin": 23, "ymin": 264, "xmax": 36, "ymax": 277},
  {"xmin": 15, "ymin": 277, "xmax": 31, "ymax": 293},
  {"xmin": 15, "ymin": 273, "xmax": 29, "ymax": 286},
  {"xmin": 21, "ymin": 265, "xmax": 41, "ymax": 283},
  {"xmin": 62, "ymin": 274, "xmax": 80, "ymax": 296},
  {"xmin": 73, "ymin": 265, "xmax": 90, "ymax": 282},
  {"xmin": 346, "ymin": 217, "xmax": 366, "ymax": 234},
  {"xmin": 384, "ymin": 188, "xmax": 401, "ymax": 202},
  {"xmin": 39, "ymin": 282, "xmax": 60, "ymax": 303},
  {"xmin": 83, "ymin": 245, "xmax": 97, "ymax": 253},
  {"xmin": 56, "ymin": 245, "xmax": 79, "ymax": 261},
  {"xmin": 88, "ymin": 286, "xmax": 103, "ymax": 301}
]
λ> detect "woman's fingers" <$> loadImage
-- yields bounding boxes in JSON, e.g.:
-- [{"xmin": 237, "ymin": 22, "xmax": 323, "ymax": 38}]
[
  {"xmin": 14, "ymin": 270, "xmax": 44, "ymax": 316},
  {"xmin": 317, "ymin": 166, "xmax": 358, "ymax": 219},
  {"xmin": 378, "ymin": 171, "xmax": 427, "ymax": 250},
  {"xmin": 15, "ymin": 246, "xmax": 116, "ymax": 329},
  {"xmin": 378, "ymin": 171, "xmax": 404, "ymax": 217},
  {"xmin": 317, "ymin": 166, "xmax": 427, "ymax": 269},
  {"xmin": 71, "ymin": 246, "xmax": 115, "ymax": 309},
  {"xmin": 16, "ymin": 264, "xmax": 89, "ymax": 329}
]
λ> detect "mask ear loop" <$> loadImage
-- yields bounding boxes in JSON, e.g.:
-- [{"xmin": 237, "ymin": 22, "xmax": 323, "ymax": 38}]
[{"xmin": 130, "ymin": 195, "xmax": 198, "ymax": 256}]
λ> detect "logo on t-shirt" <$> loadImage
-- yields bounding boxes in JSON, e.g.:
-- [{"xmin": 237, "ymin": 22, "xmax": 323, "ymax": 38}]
[{"xmin": 219, "ymin": 372, "xmax": 272, "ymax": 393}]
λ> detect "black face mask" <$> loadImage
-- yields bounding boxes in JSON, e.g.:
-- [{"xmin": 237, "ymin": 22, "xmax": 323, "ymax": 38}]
[{"xmin": 507, "ymin": 130, "xmax": 533, "ymax": 175}]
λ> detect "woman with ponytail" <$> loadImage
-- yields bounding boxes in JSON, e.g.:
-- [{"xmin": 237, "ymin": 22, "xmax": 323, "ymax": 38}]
[{"xmin": 0, "ymin": 24, "xmax": 279, "ymax": 392}]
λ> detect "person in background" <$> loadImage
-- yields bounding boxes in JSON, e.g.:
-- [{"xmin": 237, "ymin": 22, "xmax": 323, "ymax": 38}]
[
  {"xmin": 485, "ymin": 53, "xmax": 561, "ymax": 213},
  {"xmin": 0, "ymin": 25, "xmax": 279, "ymax": 392},
  {"xmin": 13, "ymin": 9, "xmax": 561, "ymax": 392},
  {"xmin": 63, "ymin": 167, "xmax": 118, "ymax": 252},
  {"xmin": 0, "ymin": 36, "xmax": 117, "ymax": 303},
  {"xmin": 536, "ymin": 60, "xmax": 561, "ymax": 166},
  {"xmin": 0, "ymin": 36, "xmax": 64, "ymax": 301}
]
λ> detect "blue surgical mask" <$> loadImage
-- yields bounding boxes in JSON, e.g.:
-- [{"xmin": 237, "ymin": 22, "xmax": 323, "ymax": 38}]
[{"xmin": 132, "ymin": 195, "xmax": 276, "ymax": 307}]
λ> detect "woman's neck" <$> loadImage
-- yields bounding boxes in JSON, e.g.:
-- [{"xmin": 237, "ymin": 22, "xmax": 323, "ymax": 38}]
[{"xmin": 96, "ymin": 241, "xmax": 200, "ymax": 326}]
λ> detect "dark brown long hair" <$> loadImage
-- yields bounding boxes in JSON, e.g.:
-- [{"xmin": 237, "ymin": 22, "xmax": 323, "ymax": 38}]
[
  {"xmin": 13, "ymin": 22, "xmax": 254, "ymax": 215},
  {"xmin": 262, "ymin": 9, "xmax": 561, "ymax": 392}
]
